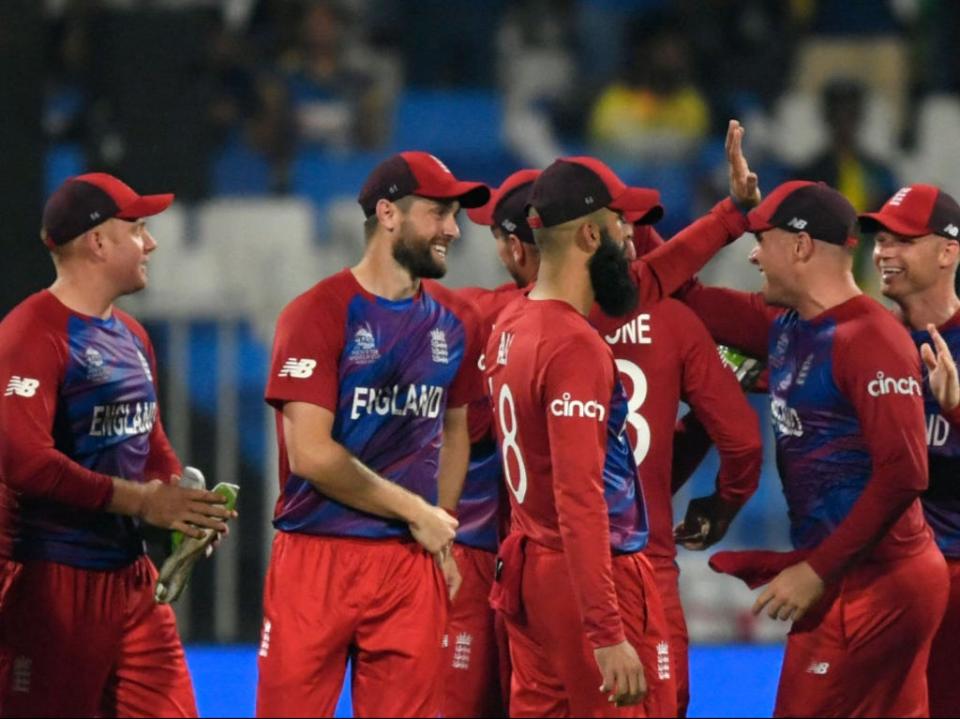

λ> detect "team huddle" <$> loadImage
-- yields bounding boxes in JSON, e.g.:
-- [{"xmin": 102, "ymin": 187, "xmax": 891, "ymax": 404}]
[{"xmin": 0, "ymin": 119, "xmax": 958, "ymax": 718}]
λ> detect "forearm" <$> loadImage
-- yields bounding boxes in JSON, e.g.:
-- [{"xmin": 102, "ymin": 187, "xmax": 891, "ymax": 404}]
[
  {"xmin": 295, "ymin": 441, "xmax": 428, "ymax": 524},
  {"xmin": 1, "ymin": 446, "xmax": 114, "ymax": 511},
  {"xmin": 636, "ymin": 198, "xmax": 749, "ymax": 304}
]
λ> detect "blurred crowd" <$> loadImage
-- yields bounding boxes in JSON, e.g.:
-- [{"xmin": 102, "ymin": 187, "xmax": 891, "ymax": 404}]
[{"xmin": 42, "ymin": 0, "xmax": 960, "ymax": 253}]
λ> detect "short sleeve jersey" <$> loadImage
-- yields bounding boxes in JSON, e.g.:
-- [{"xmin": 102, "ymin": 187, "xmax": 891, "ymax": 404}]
[
  {"xmin": 453, "ymin": 283, "xmax": 524, "ymax": 552},
  {"xmin": 912, "ymin": 311, "xmax": 960, "ymax": 558},
  {"xmin": 265, "ymin": 269, "xmax": 482, "ymax": 539},
  {"xmin": 0, "ymin": 291, "xmax": 180, "ymax": 569},
  {"xmin": 768, "ymin": 296, "xmax": 929, "ymax": 571},
  {"xmin": 485, "ymin": 295, "xmax": 649, "ymax": 648}
]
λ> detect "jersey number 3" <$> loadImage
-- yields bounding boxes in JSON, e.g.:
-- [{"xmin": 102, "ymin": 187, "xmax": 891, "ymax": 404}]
[{"xmin": 616, "ymin": 359, "xmax": 651, "ymax": 465}]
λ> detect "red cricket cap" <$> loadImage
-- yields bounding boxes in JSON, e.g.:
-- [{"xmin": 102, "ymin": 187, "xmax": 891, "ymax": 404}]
[
  {"xmin": 747, "ymin": 180, "xmax": 859, "ymax": 247},
  {"xmin": 466, "ymin": 169, "xmax": 541, "ymax": 244},
  {"xmin": 41, "ymin": 173, "xmax": 174, "ymax": 247},
  {"xmin": 859, "ymin": 184, "xmax": 960, "ymax": 240},
  {"xmin": 357, "ymin": 151, "xmax": 490, "ymax": 217},
  {"xmin": 526, "ymin": 156, "xmax": 663, "ymax": 229}
]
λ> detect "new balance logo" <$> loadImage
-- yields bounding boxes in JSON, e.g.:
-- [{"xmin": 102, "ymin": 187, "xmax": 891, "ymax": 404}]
[
  {"xmin": 806, "ymin": 661, "xmax": 830, "ymax": 675},
  {"xmin": 4, "ymin": 377, "xmax": 39, "ymax": 398},
  {"xmin": 278, "ymin": 358, "xmax": 317, "ymax": 379},
  {"xmin": 944, "ymin": 224, "xmax": 959, "ymax": 238},
  {"xmin": 787, "ymin": 217, "xmax": 808, "ymax": 230}
]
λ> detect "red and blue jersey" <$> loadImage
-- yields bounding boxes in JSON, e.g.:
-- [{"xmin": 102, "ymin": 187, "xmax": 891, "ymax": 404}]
[
  {"xmin": 265, "ymin": 269, "xmax": 482, "ymax": 540},
  {"xmin": 0, "ymin": 291, "xmax": 181, "ymax": 570},
  {"xmin": 454, "ymin": 283, "xmax": 523, "ymax": 552},
  {"xmin": 681, "ymin": 285, "xmax": 931, "ymax": 580},
  {"xmin": 912, "ymin": 312, "xmax": 960, "ymax": 558}
]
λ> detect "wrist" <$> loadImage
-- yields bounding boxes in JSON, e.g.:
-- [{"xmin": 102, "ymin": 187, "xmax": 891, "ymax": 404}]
[{"xmin": 441, "ymin": 506, "xmax": 458, "ymax": 520}]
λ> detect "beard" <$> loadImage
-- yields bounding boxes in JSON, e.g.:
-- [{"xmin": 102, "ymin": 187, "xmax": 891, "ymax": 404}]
[
  {"xmin": 393, "ymin": 221, "xmax": 447, "ymax": 279},
  {"xmin": 590, "ymin": 229, "xmax": 638, "ymax": 317}
]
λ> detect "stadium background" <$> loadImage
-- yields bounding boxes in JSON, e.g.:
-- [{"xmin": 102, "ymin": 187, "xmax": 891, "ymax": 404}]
[{"xmin": 2, "ymin": 0, "xmax": 959, "ymax": 715}]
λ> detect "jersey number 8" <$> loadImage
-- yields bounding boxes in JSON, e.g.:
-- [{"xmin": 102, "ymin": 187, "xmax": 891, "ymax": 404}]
[{"xmin": 497, "ymin": 383, "xmax": 528, "ymax": 504}]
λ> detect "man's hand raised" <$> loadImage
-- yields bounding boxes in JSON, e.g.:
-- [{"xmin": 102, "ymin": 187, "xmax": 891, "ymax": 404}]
[{"xmin": 727, "ymin": 119, "xmax": 761, "ymax": 208}]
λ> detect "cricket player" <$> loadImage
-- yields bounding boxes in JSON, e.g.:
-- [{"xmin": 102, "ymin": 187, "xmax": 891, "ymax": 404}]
[
  {"xmin": 859, "ymin": 184, "xmax": 960, "ymax": 717},
  {"xmin": 0, "ymin": 173, "xmax": 234, "ymax": 717},
  {"xmin": 684, "ymin": 180, "xmax": 950, "ymax": 717},
  {"xmin": 256, "ymin": 151, "xmax": 489, "ymax": 717},
  {"xmin": 590, "ymin": 205, "xmax": 764, "ymax": 717},
  {"xmin": 438, "ymin": 168, "xmax": 541, "ymax": 717}
]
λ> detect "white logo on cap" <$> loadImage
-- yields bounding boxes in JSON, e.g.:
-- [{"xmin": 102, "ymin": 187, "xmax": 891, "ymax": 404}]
[
  {"xmin": 889, "ymin": 187, "xmax": 912, "ymax": 207},
  {"xmin": 388, "ymin": 184, "xmax": 399, "ymax": 194},
  {"xmin": 584, "ymin": 196, "xmax": 595, "ymax": 205},
  {"xmin": 90, "ymin": 211, "xmax": 101, "ymax": 221},
  {"xmin": 787, "ymin": 217, "xmax": 808, "ymax": 230},
  {"xmin": 945, "ymin": 224, "xmax": 959, "ymax": 238}
]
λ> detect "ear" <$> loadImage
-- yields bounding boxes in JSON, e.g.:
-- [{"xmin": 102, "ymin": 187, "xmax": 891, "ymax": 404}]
[
  {"xmin": 375, "ymin": 198, "xmax": 400, "ymax": 233},
  {"xmin": 507, "ymin": 234, "xmax": 524, "ymax": 263},
  {"xmin": 574, "ymin": 221, "xmax": 601, "ymax": 254},
  {"xmin": 794, "ymin": 232, "xmax": 815, "ymax": 262},
  {"xmin": 83, "ymin": 229, "xmax": 108, "ymax": 260},
  {"xmin": 940, "ymin": 239, "xmax": 959, "ymax": 270}
]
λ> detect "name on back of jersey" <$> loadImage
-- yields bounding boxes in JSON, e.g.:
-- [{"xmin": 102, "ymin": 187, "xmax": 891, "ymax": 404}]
[
  {"xmin": 90, "ymin": 401, "xmax": 158, "ymax": 437},
  {"xmin": 350, "ymin": 384, "xmax": 444, "ymax": 420},
  {"xmin": 604, "ymin": 314, "xmax": 652, "ymax": 345}
]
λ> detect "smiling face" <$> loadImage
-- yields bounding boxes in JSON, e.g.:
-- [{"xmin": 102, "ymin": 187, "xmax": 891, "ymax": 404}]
[
  {"xmin": 391, "ymin": 196, "xmax": 461, "ymax": 279},
  {"xmin": 749, "ymin": 227, "xmax": 799, "ymax": 307},
  {"xmin": 872, "ymin": 229, "xmax": 958, "ymax": 301}
]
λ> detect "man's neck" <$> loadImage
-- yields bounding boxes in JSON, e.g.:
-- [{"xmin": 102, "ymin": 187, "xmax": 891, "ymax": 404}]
[
  {"xmin": 48, "ymin": 274, "xmax": 115, "ymax": 319},
  {"xmin": 528, "ymin": 256, "xmax": 592, "ymax": 315},
  {"xmin": 794, "ymin": 270, "xmax": 862, "ymax": 320},
  {"xmin": 896, "ymin": 285, "xmax": 960, "ymax": 331},
  {"xmin": 351, "ymin": 238, "xmax": 419, "ymax": 301}
]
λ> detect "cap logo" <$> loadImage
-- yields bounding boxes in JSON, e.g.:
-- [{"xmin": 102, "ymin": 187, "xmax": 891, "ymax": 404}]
[
  {"xmin": 501, "ymin": 219, "xmax": 517, "ymax": 232},
  {"xmin": 90, "ymin": 211, "xmax": 101, "ymax": 221},
  {"xmin": 388, "ymin": 184, "xmax": 399, "ymax": 194},
  {"xmin": 787, "ymin": 217, "xmax": 808, "ymax": 230},
  {"xmin": 428, "ymin": 154, "xmax": 452, "ymax": 175},
  {"xmin": 584, "ymin": 196, "xmax": 595, "ymax": 205},
  {"xmin": 945, "ymin": 224, "xmax": 959, "ymax": 238},
  {"xmin": 888, "ymin": 187, "xmax": 911, "ymax": 207}
]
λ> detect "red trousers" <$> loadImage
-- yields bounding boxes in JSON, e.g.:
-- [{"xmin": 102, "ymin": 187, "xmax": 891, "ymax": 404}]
[
  {"xmin": 256, "ymin": 532, "xmax": 447, "ymax": 718},
  {"xmin": 0, "ymin": 556, "xmax": 196, "ymax": 718},
  {"xmin": 774, "ymin": 541, "xmax": 949, "ymax": 718},
  {"xmin": 928, "ymin": 556, "xmax": 960, "ymax": 718},
  {"xmin": 507, "ymin": 545, "xmax": 677, "ymax": 718},
  {"xmin": 442, "ymin": 543, "xmax": 508, "ymax": 717},
  {"xmin": 647, "ymin": 556, "xmax": 689, "ymax": 718}
]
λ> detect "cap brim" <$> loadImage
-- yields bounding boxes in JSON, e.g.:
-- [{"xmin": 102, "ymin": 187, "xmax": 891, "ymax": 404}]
[
  {"xmin": 609, "ymin": 187, "xmax": 663, "ymax": 220},
  {"xmin": 421, "ymin": 181, "xmax": 491, "ymax": 210},
  {"xmin": 858, "ymin": 211, "xmax": 927, "ymax": 237},
  {"xmin": 624, "ymin": 205, "xmax": 665, "ymax": 226},
  {"xmin": 746, "ymin": 210, "xmax": 775, "ymax": 233},
  {"xmin": 116, "ymin": 193, "xmax": 175, "ymax": 220},
  {"xmin": 466, "ymin": 203, "xmax": 494, "ymax": 227}
]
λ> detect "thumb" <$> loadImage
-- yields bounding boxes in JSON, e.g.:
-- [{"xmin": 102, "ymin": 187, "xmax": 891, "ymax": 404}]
[{"xmin": 921, "ymin": 342, "xmax": 938, "ymax": 371}]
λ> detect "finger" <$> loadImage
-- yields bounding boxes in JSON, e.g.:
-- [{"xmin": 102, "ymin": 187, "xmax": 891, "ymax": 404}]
[
  {"xmin": 185, "ymin": 513, "xmax": 228, "ymax": 533},
  {"xmin": 188, "ymin": 502, "xmax": 233, "ymax": 520},
  {"xmin": 598, "ymin": 666, "xmax": 613, "ymax": 693},
  {"xmin": 921, "ymin": 342, "xmax": 938, "ymax": 371},
  {"xmin": 171, "ymin": 521, "xmax": 205, "ymax": 539},
  {"xmin": 777, "ymin": 603, "xmax": 796, "ymax": 622},
  {"xmin": 768, "ymin": 597, "xmax": 786, "ymax": 620},
  {"xmin": 725, "ymin": 119, "xmax": 737, "ymax": 156},
  {"xmin": 752, "ymin": 589, "xmax": 773, "ymax": 616},
  {"xmin": 185, "ymin": 488, "xmax": 228, "ymax": 504},
  {"xmin": 932, "ymin": 327, "xmax": 955, "ymax": 368}
]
